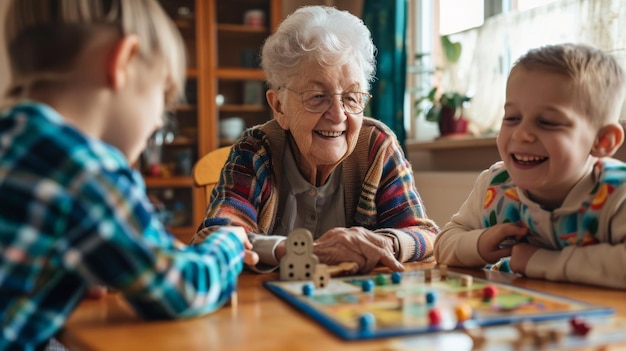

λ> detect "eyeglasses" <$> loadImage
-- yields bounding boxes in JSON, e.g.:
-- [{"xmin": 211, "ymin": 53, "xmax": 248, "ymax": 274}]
[{"xmin": 280, "ymin": 86, "xmax": 372, "ymax": 114}]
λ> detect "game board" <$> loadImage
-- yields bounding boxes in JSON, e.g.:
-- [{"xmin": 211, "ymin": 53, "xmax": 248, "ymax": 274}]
[{"xmin": 263, "ymin": 269, "xmax": 614, "ymax": 341}]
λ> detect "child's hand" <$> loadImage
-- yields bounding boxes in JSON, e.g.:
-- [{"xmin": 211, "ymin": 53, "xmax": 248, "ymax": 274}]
[
  {"xmin": 242, "ymin": 238, "xmax": 259, "ymax": 266},
  {"xmin": 478, "ymin": 223, "xmax": 528, "ymax": 263},
  {"xmin": 509, "ymin": 243, "xmax": 540, "ymax": 274},
  {"xmin": 224, "ymin": 226, "xmax": 259, "ymax": 266}
]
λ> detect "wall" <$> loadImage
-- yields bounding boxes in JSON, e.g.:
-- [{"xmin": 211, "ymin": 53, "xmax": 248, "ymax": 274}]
[
  {"xmin": 414, "ymin": 171, "xmax": 478, "ymax": 227},
  {"xmin": 0, "ymin": 0, "xmax": 8, "ymax": 104}
]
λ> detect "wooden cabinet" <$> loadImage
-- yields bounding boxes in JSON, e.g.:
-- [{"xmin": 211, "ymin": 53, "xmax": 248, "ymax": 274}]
[
  {"xmin": 145, "ymin": 0, "xmax": 282, "ymax": 243},
  {"xmin": 207, "ymin": 0, "xmax": 283, "ymax": 150}
]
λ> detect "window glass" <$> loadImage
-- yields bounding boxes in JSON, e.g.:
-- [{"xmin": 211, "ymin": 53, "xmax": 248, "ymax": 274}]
[{"xmin": 439, "ymin": 0, "xmax": 484, "ymax": 35}]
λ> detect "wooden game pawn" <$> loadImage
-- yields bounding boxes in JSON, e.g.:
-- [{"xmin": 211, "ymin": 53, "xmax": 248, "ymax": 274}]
[
  {"xmin": 512, "ymin": 320, "xmax": 535, "ymax": 350},
  {"xmin": 464, "ymin": 327, "xmax": 486, "ymax": 350},
  {"xmin": 460, "ymin": 274, "xmax": 473, "ymax": 287},
  {"xmin": 437, "ymin": 264, "xmax": 448, "ymax": 280},
  {"xmin": 228, "ymin": 292, "xmax": 238, "ymax": 314}
]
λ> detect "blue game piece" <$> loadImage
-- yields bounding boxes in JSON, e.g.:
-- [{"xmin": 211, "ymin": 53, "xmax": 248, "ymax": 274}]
[
  {"xmin": 391, "ymin": 271, "xmax": 402, "ymax": 284},
  {"xmin": 362, "ymin": 279, "xmax": 374, "ymax": 292},
  {"xmin": 426, "ymin": 291, "xmax": 437, "ymax": 304},
  {"xmin": 302, "ymin": 282, "xmax": 314, "ymax": 296},
  {"xmin": 358, "ymin": 312, "xmax": 376, "ymax": 332}
]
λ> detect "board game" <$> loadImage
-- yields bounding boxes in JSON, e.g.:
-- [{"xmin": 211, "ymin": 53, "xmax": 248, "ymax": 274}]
[{"xmin": 263, "ymin": 268, "xmax": 615, "ymax": 341}]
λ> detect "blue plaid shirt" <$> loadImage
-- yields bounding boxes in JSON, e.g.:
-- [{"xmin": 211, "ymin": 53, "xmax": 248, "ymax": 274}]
[{"xmin": 0, "ymin": 102, "xmax": 245, "ymax": 351}]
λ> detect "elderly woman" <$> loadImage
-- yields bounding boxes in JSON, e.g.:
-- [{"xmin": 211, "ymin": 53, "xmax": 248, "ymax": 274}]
[{"xmin": 192, "ymin": 5, "xmax": 438, "ymax": 273}]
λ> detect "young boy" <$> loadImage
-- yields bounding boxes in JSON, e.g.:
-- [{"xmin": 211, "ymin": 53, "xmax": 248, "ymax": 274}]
[
  {"xmin": 434, "ymin": 43, "xmax": 626, "ymax": 289},
  {"xmin": 0, "ymin": 1, "xmax": 258, "ymax": 350}
]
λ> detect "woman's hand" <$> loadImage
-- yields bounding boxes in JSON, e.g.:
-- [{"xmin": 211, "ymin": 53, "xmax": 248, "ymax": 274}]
[
  {"xmin": 312, "ymin": 227, "xmax": 404, "ymax": 273},
  {"xmin": 477, "ymin": 223, "xmax": 528, "ymax": 263}
]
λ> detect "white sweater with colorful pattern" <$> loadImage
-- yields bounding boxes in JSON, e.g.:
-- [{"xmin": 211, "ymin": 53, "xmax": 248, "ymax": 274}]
[{"xmin": 434, "ymin": 158, "xmax": 626, "ymax": 289}]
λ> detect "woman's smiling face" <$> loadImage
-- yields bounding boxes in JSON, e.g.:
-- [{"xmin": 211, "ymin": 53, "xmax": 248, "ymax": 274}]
[{"xmin": 273, "ymin": 62, "xmax": 365, "ymax": 180}]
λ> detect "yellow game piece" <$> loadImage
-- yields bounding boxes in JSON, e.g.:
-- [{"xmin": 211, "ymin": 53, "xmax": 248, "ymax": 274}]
[{"xmin": 455, "ymin": 303, "xmax": 473, "ymax": 322}]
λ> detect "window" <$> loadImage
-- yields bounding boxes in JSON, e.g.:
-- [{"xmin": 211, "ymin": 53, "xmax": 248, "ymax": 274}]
[
  {"xmin": 439, "ymin": 0, "xmax": 484, "ymax": 36},
  {"xmin": 408, "ymin": 0, "xmax": 626, "ymax": 142}
]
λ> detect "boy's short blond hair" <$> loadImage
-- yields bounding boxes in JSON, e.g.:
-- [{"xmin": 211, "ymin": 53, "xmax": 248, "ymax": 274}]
[
  {"xmin": 5, "ymin": 0, "xmax": 186, "ymax": 105},
  {"xmin": 510, "ymin": 43, "xmax": 626, "ymax": 126}
]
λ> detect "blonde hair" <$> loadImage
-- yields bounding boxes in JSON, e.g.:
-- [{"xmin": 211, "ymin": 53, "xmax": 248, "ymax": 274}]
[
  {"xmin": 510, "ymin": 43, "xmax": 626, "ymax": 126},
  {"xmin": 5, "ymin": 0, "xmax": 186, "ymax": 105}
]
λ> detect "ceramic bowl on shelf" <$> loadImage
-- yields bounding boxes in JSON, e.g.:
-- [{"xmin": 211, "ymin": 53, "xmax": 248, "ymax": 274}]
[{"xmin": 219, "ymin": 117, "xmax": 245, "ymax": 140}]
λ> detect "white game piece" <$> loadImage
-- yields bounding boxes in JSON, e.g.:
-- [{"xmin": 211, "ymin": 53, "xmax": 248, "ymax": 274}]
[
  {"xmin": 313, "ymin": 264, "xmax": 330, "ymax": 288},
  {"xmin": 279, "ymin": 228, "xmax": 319, "ymax": 281}
]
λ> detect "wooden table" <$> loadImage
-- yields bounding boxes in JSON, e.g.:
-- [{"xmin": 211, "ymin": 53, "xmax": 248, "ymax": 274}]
[{"xmin": 58, "ymin": 265, "xmax": 626, "ymax": 351}]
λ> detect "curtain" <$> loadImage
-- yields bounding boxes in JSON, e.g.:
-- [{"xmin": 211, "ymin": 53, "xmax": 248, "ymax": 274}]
[{"xmin": 362, "ymin": 0, "xmax": 408, "ymax": 149}]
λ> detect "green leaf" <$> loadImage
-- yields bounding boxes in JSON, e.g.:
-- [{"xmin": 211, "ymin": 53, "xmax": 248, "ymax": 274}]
[
  {"xmin": 441, "ymin": 35, "xmax": 462, "ymax": 63},
  {"xmin": 425, "ymin": 104, "xmax": 441, "ymax": 122}
]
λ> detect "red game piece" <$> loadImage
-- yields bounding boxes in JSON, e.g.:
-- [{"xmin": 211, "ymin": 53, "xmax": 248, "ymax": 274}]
[
  {"xmin": 428, "ymin": 308, "xmax": 442, "ymax": 326},
  {"xmin": 570, "ymin": 317, "xmax": 591, "ymax": 336},
  {"xmin": 483, "ymin": 285, "xmax": 498, "ymax": 300}
]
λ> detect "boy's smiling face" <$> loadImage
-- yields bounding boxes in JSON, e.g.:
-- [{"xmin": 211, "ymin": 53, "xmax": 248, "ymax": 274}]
[{"xmin": 498, "ymin": 67, "xmax": 598, "ymax": 209}]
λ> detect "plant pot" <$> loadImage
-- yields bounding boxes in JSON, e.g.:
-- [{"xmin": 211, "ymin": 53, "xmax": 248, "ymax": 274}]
[{"xmin": 438, "ymin": 106, "xmax": 468, "ymax": 136}]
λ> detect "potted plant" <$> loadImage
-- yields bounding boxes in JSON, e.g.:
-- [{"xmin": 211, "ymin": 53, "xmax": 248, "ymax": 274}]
[{"xmin": 414, "ymin": 36, "xmax": 471, "ymax": 137}]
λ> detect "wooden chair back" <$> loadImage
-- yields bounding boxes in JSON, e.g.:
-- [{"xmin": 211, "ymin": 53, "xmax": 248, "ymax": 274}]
[{"xmin": 193, "ymin": 146, "xmax": 231, "ymax": 208}]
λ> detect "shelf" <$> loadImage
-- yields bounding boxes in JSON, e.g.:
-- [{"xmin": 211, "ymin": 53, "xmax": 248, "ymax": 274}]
[
  {"xmin": 166, "ymin": 137, "xmax": 197, "ymax": 147},
  {"xmin": 217, "ymin": 23, "xmax": 268, "ymax": 33},
  {"xmin": 145, "ymin": 176, "xmax": 194, "ymax": 187},
  {"xmin": 220, "ymin": 104, "xmax": 266, "ymax": 112},
  {"xmin": 173, "ymin": 104, "xmax": 197, "ymax": 112},
  {"xmin": 407, "ymin": 135, "xmax": 497, "ymax": 151},
  {"xmin": 217, "ymin": 68, "xmax": 266, "ymax": 80}
]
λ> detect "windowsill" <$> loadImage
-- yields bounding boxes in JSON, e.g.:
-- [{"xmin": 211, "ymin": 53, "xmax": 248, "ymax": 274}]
[
  {"xmin": 407, "ymin": 123, "xmax": 626, "ymax": 172},
  {"xmin": 406, "ymin": 134, "xmax": 500, "ymax": 172},
  {"xmin": 406, "ymin": 134, "xmax": 497, "ymax": 152}
]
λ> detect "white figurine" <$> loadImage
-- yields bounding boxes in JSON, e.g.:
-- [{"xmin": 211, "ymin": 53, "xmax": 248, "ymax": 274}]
[{"xmin": 280, "ymin": 228, "xmax": 319, "ymax": 281}]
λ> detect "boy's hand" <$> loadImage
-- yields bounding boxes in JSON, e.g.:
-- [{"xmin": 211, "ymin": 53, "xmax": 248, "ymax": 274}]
[
  {"xmin": 509, "ymin": 243, "xmax": 540, "ymax": 274},
  {"xmin": 242, "ymin": 239, "xmax": 259, "ymax": 266},
  {"xmin": 478, "ymin": 223, "xmax": 528, "ymax": 263},
  {"xmin": 224, "ymin": 226, "xmax": 259, "ymax": 266}
]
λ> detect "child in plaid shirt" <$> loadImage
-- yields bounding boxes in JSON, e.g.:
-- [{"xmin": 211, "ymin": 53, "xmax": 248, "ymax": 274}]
[{"xmin": 0, "ymin": 1, "xmax": 258, "ymax": 350}]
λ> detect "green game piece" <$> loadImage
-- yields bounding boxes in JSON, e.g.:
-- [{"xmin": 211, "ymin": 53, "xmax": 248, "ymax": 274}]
[{"xmin": 375, "ymin": 274, "xmax": 387, "ymax": 286}]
